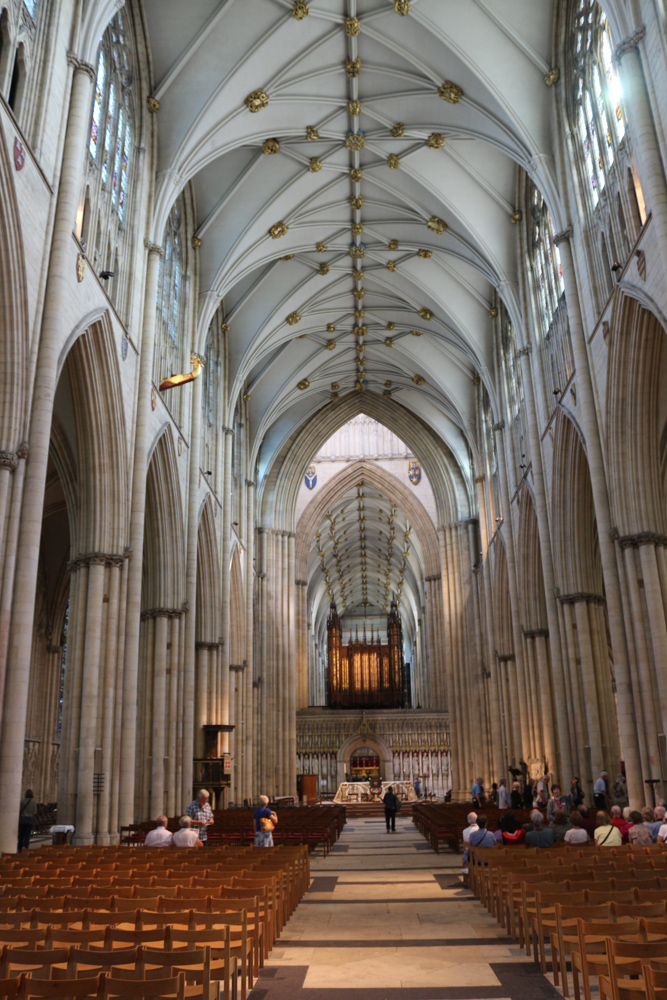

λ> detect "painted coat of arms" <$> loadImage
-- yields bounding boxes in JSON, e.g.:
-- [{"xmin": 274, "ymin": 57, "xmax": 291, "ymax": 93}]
[
  {"xmin": 408, "ymin": 459, "xmax": 421, "ymax": 485},
  {"xmin": 304, "ymin": 466, "xmax": 317, "ymax": 490}
]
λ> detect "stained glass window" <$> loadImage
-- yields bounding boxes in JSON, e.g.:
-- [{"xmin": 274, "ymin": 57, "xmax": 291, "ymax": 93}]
[
  {"xmin": 572, "ymin": 3, "xmax": 627, "ymax": 205},
  {"xmin": 530, "ymin": 187, "xmax": 564, "ymax": 334},
  {"xmin": 22, "ymin": 0, "xmax": 36, "ymax": 19},
  {"xmin": 155, "ymin": 199, "xmax": 187, "ymax": 391},
  {"xmin": 89, "ymin": 51, "xmax": 105, "ymax": 158}
]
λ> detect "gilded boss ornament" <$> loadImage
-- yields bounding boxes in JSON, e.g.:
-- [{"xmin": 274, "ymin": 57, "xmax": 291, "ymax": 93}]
[
  {"xmin": 326, "ymin": 324, "xmax": 336, "ymax": 333},
  {"xmin": 326, "ymin": 340, "xmax": 336, "ymax": 350},
  {"xmin": 387, "ymin": 153, "xmax": 400, "ymax": 169},
  {"xmin": 386, "ymin": 260, "xmax": 397, "ymax": 272},
  {"xmin": 387, "ymin": 239, "xmax": 399, "ymax": 250},
  {"xmin": 220, "ymin": 323, "xmax": 230, "ymax": 333},
  {"xmin": 385, "ymin": 322, "xmax": 395, "ymax": 331},
  {"xmin": 489, "ymin": 306, "xmax": 498, "ymax": 318},
  {"xmin": 383, "ymin": 389, "xmax": 392, "ymax": 398},
  {"xmin": 309, "ymin": 157, "xmax": 323, "ymax": 172},
  {"xmin": 331, "ymin": 382, "xmax": 340, "ymax": 390},
  {"xmin": 418, "ymin": 248, "xmax": 433, "ymax": 258},
  {"xmin": 350, "ymin": 195, "xmax": 363, "ymax": 209},
  {"xmin": 355, "ymin": 308, "xmax": 364, "ymax": 318},
  {"xmin": 354, "ymin": 269, "xmax": 364, "ymax": 281},
  {"xmin": 316, "ymin": 242, "xmax": 327, "ymax": 252},
  {"xmin": 262, "ymin": 138, "xmax": 280, "ymax": 155},
  {"xmin": 349, "ymin": 244, "xmax": 366, "ymax": 258},
  {"xmin": 245, "ymin": 88, "xmax": 269, "ymax": 113},
  {"xmin": 346, "ymin": 56, "xmax": 361, "ymax": 78},
  {"xmin": 317, "ymin": 263, "xmax": 330, "ymax": 275},
  {"xmin": 511, "ymin": 210, "xmax": 523, "ymax": 224},
  {"xmin": 286, "ymin": 311, "xmax": 302, "ymax": 325},
  {"xmin": 280, "ymin": 254, "xmax": 294, "ymax": 261},
  {"xmin": 384, "ymin": 338, "xmax": 394, "ymax": 347},
  {"xmin": 545, "ymin": 67, "xmax": 560, "ymax": 86},
  {"xmin": 350, "ymin": 167, "xmax": 363, "ymax": 182},
  {"xmin": 412, "ymin": 374, "xmax": 426, "ymax": 385},
  {"xmin": 269, "ymin": 221, "xmax": 289, "ymax": 239},
  {"xmin": 351, "ymin": 222, "xmax": 364, "ymax": 235},
  {"xmin": 353, "ymin": 324, "xmax": 368, "ymax": 337},
  {"xmin": 297, "ymin": 379, "xmax": 311, "ymax": 390},
  {"xmin": 331, "ymin": 392, "xmax": 339, "ymax": 401},
  {"xmin": 427, "ymin": 216, "xmax": 447, "ymax": 235},
  {"xmin": 394, "ymin": 0, "xmax": 411, "ymax": 13},
  {"xmin": 427, "ymin": 132, "xmax": 445, "ymax": 149},
  {"xmin": 292, "ymin": 0, "xmax": 309, "ymax": 18},
  {"xmin": 306, "ymin": 125, "xmax": 320, "ymax": 140},
  {"xmin": 438, "ymin": 80, "xmax": 463, "ymax": 104},
  {"xmin": 418, "ymin": 307, "xmax": 433, "ymax": 320},
  {"xmin": 411, "ymin": 329, "xmax": 423, "ymax": 336},
  {"xmin": 348, "ymin": 100, "xmax": 361, "ymax": 116},
  {"xmin": 147, "ymin": 96, "xmax": 160, "ymax": 113},
  {"xmin": 353, "ymin": 287, "xmax": 365, "ymax": 299},
  {"xmin": 344, "ymin": 16, "xmax": 360, "ymax": 36},
  {"xmin": 345, "ymin": 132, "xmax": 366, "ymax": 151},
  {"xmin": 390, "ymin": 123, "xmax": 405, "ymax": 137}
]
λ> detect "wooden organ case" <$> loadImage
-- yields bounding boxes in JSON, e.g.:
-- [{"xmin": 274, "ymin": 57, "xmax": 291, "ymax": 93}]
[{"xmin": 327, "ymin": 600, "xmax": 405, "ymax": 709}]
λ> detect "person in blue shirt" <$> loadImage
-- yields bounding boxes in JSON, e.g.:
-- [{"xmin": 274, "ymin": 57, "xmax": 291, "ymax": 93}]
[
  {"xmin": 471, "ymin": 777, "xmax": 485, "ymax": 807},
  {"xmin": 254, "ymin": 794, "xmax": 278, "ymax": 847}
]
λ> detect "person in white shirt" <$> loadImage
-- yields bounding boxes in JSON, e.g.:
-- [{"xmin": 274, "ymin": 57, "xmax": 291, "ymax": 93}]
[
  {"xmin": 172, "ymin": 815, "xmax": 202, "ymax": 847},
  {"xmin": 497, "ymin": 780, "xmax": 511, "ymax": 810},
  {"xmin": 564, "ymin": 811, "xmax": 589, "ymax": 844},
  {"xmin": 144, "ymin": 815, "xmax": 173, "ymax": 847},
  {"xmin": 462, "ymin": 812, "xmax": 479, "ymax": 843}
]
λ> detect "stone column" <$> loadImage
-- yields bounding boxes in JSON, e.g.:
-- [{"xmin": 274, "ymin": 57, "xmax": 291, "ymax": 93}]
[
  {"xmin": 0, "ymin": 447, "xmax": 27, "ymax": 723},
  {"xmin": 553, "ymin": 229, "xmax": 643, "ymax": 807},
  {"xmin": 149, "ymin": 612, "xmax": 168, "ymax": 818},
  {"xmin": 166, "ymin": 614, "xmax": 180, "ymax": 816},
  {"xmin": 517, "ymin": 344, "xmax": 569, "ymax": 781},
  {"xmin": 97, "ymin": 558, "xmax": 122, "ymax": 845},
  {"xmin": 492, "ymin": 421, "xmax": 531, "ymax": 760},
  {"xmin": 288, "ymin": 532, "xmax": 297, "ymax": 797},
  {"xmin": 220, "ymin": 428, "xmax": 234, "ymax": 755},
  {"xmin": 0, "ymin": 55, "xmax": 96, "ymax": 853},
  {"xmin": 118, "ymin": 241, "xmax": 163, "ymax": 830},
  {"xmin": 244, "ymin": 481, "xmax": 256, "ymax": 801},
  {"xmin": 615, "ymin": 29, "xmax": 667, "ymax": 271}
]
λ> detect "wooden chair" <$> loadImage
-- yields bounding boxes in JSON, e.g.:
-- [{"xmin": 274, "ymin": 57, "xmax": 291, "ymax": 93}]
[
  {"xmin": 644, "ymin": 962, "xmax": 667, "ymax": 1000},
  {"xmin": 100, "ymin": 972, "xmax": 185, "ymax": 1000},
  {"xmin": 0, "ymin": 946, "xmax": 71, "ymax": 980},
  {"xmin": 572, "ymin": 919, "xmax": 642, "ymax": 1000},
  {"xmin": 529, "ymin": 888, "xmax": 587, "ymax": 970},
  {"xmin": 20, "ymin": 973, "xmax": 104, "ymax": 999},
  {"xmin": 164, "ymin": 926, "xmax": 236, "ymax": 1000},
  {"xmin": 551, "ymin": 902, "xmax": 612, "ymax": 996},
  {"xmin": 0, "ymin": 976, "xmax": 21, "ymax": 998},
  {"xmin": 598, "ymin": 938, "xmax": 667, "ymax": 1000},
  {"xmin": 65, "ymin": 947, "xmax": 140, "ymax": 980},
  {"xmin": 139, "ymin": 947, "xmax": 219, "ymax": 1000},
  {"xmin": 0, "ymin": 931, "xmax": 49, "ymax": 949}
]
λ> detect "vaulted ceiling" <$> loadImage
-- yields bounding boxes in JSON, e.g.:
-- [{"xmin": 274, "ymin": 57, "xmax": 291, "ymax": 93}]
[{"xmin": 144, "ymin": 0, "xmax": 557, "ymax": 496}]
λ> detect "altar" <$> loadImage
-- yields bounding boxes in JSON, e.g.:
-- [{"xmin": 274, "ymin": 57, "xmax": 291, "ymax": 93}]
[{"xmin": 333, "ymin": 780, "xmax": 417, "ymax": 804}]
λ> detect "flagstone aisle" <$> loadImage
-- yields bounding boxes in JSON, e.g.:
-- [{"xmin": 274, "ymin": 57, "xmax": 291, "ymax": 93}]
[{"xmin": 249, "ymin": 816, "xmax": 564, "ymax": 1000}]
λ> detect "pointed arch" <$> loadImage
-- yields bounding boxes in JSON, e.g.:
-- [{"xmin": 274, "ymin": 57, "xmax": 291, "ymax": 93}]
[
  {"xmin": 143, "ymin": 429, "xmax": 185, "ymax": 611},
  {"xmin": 196, "ymin": 496, "xmax": 220, "ymax": 644}
]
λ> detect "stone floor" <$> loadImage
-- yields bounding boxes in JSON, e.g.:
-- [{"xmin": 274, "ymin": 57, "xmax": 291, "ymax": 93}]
[{"xmin": 250, "ymin": 816, "xmax": 564, "ymax": 1000}]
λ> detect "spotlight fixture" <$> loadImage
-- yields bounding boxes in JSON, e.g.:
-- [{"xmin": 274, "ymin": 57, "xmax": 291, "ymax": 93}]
[
  {"xmin": 553, "ymin": 387, "xmax": 561, "ymax": 395},
  {"xmin": 99, "ymin": 270, "xmax": 114, "ymax": 280},
  {"xmin": 205, "ymin": 470, "xmax": 213, "ymax": 475}
]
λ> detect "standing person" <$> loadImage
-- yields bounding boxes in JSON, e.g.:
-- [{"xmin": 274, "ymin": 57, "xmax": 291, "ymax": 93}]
[
  {"xmin": 534, "ymin": 774, "xmax": 549, "ymax": 808},
  {"xmin": 186, "ymin": 789, "xmax": 214, "ymax": 844},
  {"xmin": 593, "ymin": 772, "xmax": 610, "ymax": 810},
  {"xmin": 546, "ymin": 785, "xmax": 567, "ymax": 823},
  {"xmin": 383, "ymin": 785, "xmax": 399, "ymax": 833},
  {"xmin": 613, "ymin": 772, "xmax": 628, "ymax": 808},
  {"xmin": 570, "ymin": 776, "xmax": 585, "ymax": 809},
  {"xmin": 414, "ymin": 776, "xmax": 422, "ymax": 799},
  {"xmin": 523, "ymin": 779, "xmax": 534, "ymax": 810},
  {"xmin": 471, "ymin": 777, "xmax": 485, "ymax": 808},
  {"xmin": 144, "ymin": 815, "xmax": 173, "ymax": 847},
  {"xmin": 17, "ymin": 789, "xmax": 37, "ymax": 853},
  {"xmin": 254, "ymin": 794, "xmax": 278, "ymax": 846},
  {"xmin": 510, "ymin": 782, "xmax": 523, "ymax": 810},
  {"xmin": 498, "ymin": 780, "xmax": 511, "ymax": 810}
]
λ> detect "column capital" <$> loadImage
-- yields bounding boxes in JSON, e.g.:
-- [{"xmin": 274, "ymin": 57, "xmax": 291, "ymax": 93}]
[
  {"xmin": 0, "ymin": 452, "xmax": 18, "ymax": 472},
  {"xmin": 143, "ymin": 239, "xmax": 164, "ymax": 257},
  {"xmin": 496, "ymin": 652, "xmax": 515, "ymax": 663},
  {"xmin": 66, "ymin": 51, "xmax": 96, "ymax": 82},
  {"xmin": 516, "ymin": 344, "xmax": 532, "ymax": 358},
  {"xmin": 522, "ymin": 627, "xmax": 549, "ymax": 639},
  {"xmin": 558, "ymin": 591, "xmax": 606, "ymax": 606},
  {"xmin": 492, "ymin": 420, "xmax": 505, "ymax": 432},
  {"xmin": 474, "ymin": 474, "xmax": 485, "ymax": 484},
  {"xmin": 141, "ymin": 606, "xmax": 185, "ymax": 620},
  {"xmin": 245, "ymin": 479, "xmax": 256, "ymax": 488},
  {"xmin": 67, "ymin": 551, "xmax": 125, "ymax": 571},
  {"xmin": 295, "ymin": 579, "xmax": 308, "ymax": 587},
  {"xmin": 552, "ymin": 227, "xmax": 573, "ymax": 247},
  {"xmin": 613, "ymin": 529, "xmax": 667, "ymax": 549},
  {"xmin": 223, "ymin": 426, "xmax": 234, "ymax": 435},
  {"xmin": 614, "ymin": 27, "xmax": 646, "ymax": 63}
]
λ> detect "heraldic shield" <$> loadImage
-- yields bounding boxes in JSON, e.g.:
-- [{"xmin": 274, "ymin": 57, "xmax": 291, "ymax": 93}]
[
  {"xmin": 408, "ymin": 459, "xmax": 421, "ymax": 485},
  {"xmin": 304, "ymin": 466, "xmax": 317, "ymax": 490}
]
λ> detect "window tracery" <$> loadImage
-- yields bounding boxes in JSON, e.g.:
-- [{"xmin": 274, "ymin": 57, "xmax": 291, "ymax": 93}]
[
  {"xmin": 82, "ymin": 9, "xmax": 136, "ymax": 317},
  {"xmin": 500, "ymin": 318, "xmax": 528, "ymax": 487},
  {"xmin": 155, "ymin": 197, "xmax": 191, "ymax": 423},
  {"xmin": 202, "ymin": 315, "xmax": 223, "ymax": 483},
  {"xmin": 0, "ymin": 0, "xmax": 41, "ymax": 125}
]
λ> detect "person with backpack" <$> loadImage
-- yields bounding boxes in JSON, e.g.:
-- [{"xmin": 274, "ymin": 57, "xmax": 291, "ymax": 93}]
[
  {"xmin": 254, "ymin": 794, "xmax": 278, "ymax": 846},
  {"xmin": 462, "ymin": 814, "xmax": 496, "ymax": 869}
]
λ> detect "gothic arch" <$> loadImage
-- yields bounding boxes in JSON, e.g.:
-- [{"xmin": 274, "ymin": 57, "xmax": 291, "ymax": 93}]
[{"xmin": 143, "ymin": 429, "xmax": 184, "ymax": 611}]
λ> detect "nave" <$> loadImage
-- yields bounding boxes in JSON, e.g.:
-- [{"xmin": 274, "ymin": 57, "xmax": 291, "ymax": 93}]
[{"xmin": 254, "ymin": 819, "xmax": 560, "ymax": 1000}]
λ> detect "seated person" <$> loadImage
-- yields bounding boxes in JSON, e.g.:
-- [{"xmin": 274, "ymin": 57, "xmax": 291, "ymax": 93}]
[
  {"xmin": 466, "ymin": 814, "xmax": 496, "ymax": 852},
  {"xmin": 500, "ymin": 813, "xmax": 525, "ymax": 846},
  {"xmin": 646, "ymin": 805, "xmax": 666, "ymax": 842},
  {"xmin": 610, "ymin": 804, "xmax": 625, "ymax": 830},
  {"xmin": 525, "ymin": 810, "xmax": 554, "ymax": 848},
  {"xmin": 172, "ymin": 815, "xmax": 202, "ymax": 847},
  {"xmin": 462, "ymin": 812, "xmax": 479, "ymax": 844},
  {"xmin": 144, "ymin": 815, "xmax": 173, "ymax": 847},
  {"xmin": 549, "ymin": 809, "xmax": 572, "ymax": 841},
  {"xmin": 594, "ymin": 810, "xmax": 623, "ymax": 847},
  {"xmin": 564, "ymin": 811, "xmax": 589, "ymax": 844},
  {"xmin": 577, "ymin": 804, "xmax": 597, "ymax": 838},
  {"xmin": 628, "ymin": 809, "xmax": 653, "ymax": 845}
]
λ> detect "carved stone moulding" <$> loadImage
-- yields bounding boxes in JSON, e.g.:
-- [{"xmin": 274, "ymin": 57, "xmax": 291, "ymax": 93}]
[
  {"xmin": 245, "ymin": 88, "xmax": 269, "ymax": 113},
  {"xmin": 269, "ymin": 221, "xmax": 289, "ymax": 239},
  {"xmin": 438, "ymin": 80, "xmax": 463, "ymax": 104},
  {"xmin": 427, "ymin": 216, "xmax": 447, "ymax": 235}
]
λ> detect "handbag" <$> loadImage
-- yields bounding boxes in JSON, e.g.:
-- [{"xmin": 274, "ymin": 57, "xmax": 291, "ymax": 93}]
[{"xmin": 260, "ymin": 816, "xmax": 274, "ymax": 832}]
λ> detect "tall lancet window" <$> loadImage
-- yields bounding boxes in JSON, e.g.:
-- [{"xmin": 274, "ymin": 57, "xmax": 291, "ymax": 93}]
[
  {"xmin": 572, "ymin": 1, "xmax": 626, "ymax": 207},
  {"xmin": 82, "ymin": 9, "xmax": 136, "ymax": 316},
  {"xmin": 155, "ymin": 198, "xmax": 188, "ymax": 402},
  {"xmin": 530, "ymin": 186, "xmax": 564, "ymax": 335}
]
